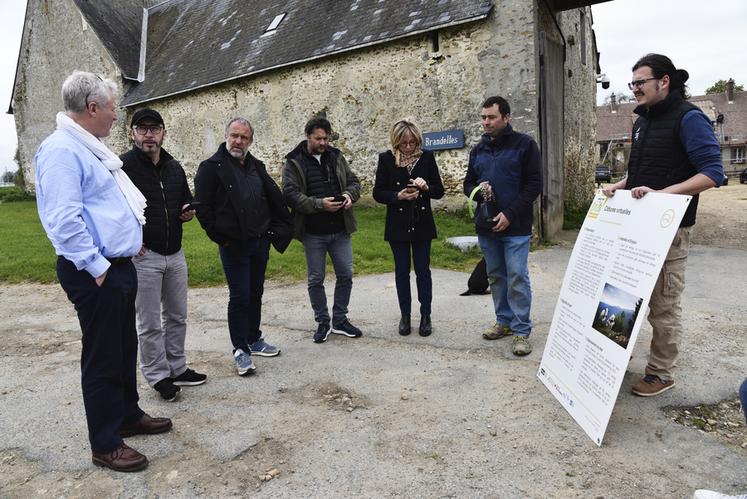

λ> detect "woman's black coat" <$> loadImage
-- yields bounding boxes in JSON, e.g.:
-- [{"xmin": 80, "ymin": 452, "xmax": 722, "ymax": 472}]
[{"xmin": 373, "ymin": 149, "xmax": 445, "ymax": 242}]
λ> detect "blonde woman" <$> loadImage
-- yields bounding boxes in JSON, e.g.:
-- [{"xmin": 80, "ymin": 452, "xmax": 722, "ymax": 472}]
[{"xmin": 373, "ymin": 121, "xmax": 444, "ymax": 336}]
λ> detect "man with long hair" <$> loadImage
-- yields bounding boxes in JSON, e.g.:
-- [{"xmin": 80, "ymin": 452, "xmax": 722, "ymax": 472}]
[{"xmin": 603, "ymin": 54, "xmax": 724, "ymax": 396}]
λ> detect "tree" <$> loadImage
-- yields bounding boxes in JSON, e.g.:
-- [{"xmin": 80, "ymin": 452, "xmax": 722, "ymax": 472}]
[
  {"xmin": 612, "ymin": 311, "xmax": 625, "ymax": 333},
  {"xmin": 2, "ymin": 171, "xmax": 14, "ymax": 184},
  {"xmin": 705, "ymin": 79, "xmax": 744, "ymax": 95}
]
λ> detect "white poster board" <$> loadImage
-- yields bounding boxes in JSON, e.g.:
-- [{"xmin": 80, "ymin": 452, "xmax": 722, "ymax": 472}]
[{"xmin": 537, "ymin": 189, "xmax": 691, "ymax": 445}]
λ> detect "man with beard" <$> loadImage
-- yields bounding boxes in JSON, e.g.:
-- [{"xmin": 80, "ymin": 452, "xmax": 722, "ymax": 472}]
[
  {"xmin": 194, "ymin": 118, "xmax": 292, "ymax": 376},
  {"xmin": 282, "ymin": 117, "xmax": 363, "ymax": 343},
  {"xmin": 35, "ymin": 71, "xmax": 171, "ymax": 472},
  {"xmin": 121, "ymin": 108, "xmax": 207, "ymax": 402},
  {"xmin": 603, "ymin": 54, "xmax": 723, "ymax": 396}
]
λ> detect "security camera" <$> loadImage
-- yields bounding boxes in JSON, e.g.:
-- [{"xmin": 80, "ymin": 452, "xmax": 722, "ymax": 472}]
[{"xmin": 597, "ymin": 73, "xmax": 610, "ymax": 90}]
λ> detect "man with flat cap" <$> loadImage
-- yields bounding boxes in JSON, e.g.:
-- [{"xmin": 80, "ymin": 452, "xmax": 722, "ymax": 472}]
[{"xmin": 122, "ymin": 108, "xmax": 207, "ymax": 402}]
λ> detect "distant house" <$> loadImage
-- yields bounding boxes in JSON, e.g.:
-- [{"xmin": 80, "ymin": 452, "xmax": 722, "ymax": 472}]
[
  {"xmin": 595, "ymin": 80, "xmax": 747, "ymax": 179},
  {"xmin": 11, "ymin": 0, "xmax": 611, "ymax": 241}
]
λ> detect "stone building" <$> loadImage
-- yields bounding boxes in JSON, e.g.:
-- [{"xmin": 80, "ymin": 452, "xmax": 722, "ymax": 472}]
[
  {"xmin": 10, "ymin": 0, "xmax": 608, "ymax": 241},
  {"xmin": 596, "ymin": 81, "xmax": 747, "ymax": 180}
]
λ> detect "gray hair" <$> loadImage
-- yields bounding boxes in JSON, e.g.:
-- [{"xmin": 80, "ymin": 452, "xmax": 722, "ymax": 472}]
[
  {"xmin": 224, "ymin": 117, "xmax": 254, "ymax": 139},
  {"xmin": 61, "ymin": 71, "xmax": 118, "ymax": 114}
]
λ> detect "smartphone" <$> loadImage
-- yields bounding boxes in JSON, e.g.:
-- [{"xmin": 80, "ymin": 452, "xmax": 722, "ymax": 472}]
[
  {"xmin": 332, "ymin": 196, "xmax": 346, "ymax": 203},
  {"xmin": 181, "ymin": 201, "xmax": 201, "ymax": 213}
]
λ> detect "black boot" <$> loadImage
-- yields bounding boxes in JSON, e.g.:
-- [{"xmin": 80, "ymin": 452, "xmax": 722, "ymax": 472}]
[
  {"xmin": 399, "ymin": 315, "xmax": 411, "ymax": 336},
  {"xmin": 419, "ymin": 315, "xmax": 432, "ymax": 336}
]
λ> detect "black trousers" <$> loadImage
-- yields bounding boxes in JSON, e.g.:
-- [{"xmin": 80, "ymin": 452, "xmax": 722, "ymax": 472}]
[
  {"xmin": 57, "ymin": 257, "xmax": 144, "ymax": 453},
  {"xmin": 218, "ymin": 238, "xmax": 270, "ymax": 352},
  {"xmin": 389, "ymin": 240, "xmax": 432, "ymax": 316}
]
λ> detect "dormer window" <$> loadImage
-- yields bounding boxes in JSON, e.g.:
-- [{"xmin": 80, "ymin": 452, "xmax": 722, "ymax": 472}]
[{"xmin": 265, "ymin": 13, "xmax": 286, "ymax": 34}]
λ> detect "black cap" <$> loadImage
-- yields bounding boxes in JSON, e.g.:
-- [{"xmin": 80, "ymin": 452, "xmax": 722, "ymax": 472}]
[{"xmin": 131, "ymin": 108, "xmax": 164, "ymax": 127}]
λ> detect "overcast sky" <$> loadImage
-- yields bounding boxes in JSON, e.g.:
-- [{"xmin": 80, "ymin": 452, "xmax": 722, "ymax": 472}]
[
  {"xmin": 1, "ymin": 0, "xmax": 746, "ymax": 172},
  {"xmin": 591, "ymin": 0, "xmax": 747, "ymax": 104},
  {"xmin": 0, "ymin": 0, "xmax": 26, "ymax": 174}
]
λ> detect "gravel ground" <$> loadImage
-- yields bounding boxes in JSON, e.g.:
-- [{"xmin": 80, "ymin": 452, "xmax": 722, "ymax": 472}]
[
  {"xmin": 0, "ymin": 184, "xmax": 745, "ymax": 498},
  {"xmin": 690, "ymin": 181, "xmax": 747, "ymax": 249}
]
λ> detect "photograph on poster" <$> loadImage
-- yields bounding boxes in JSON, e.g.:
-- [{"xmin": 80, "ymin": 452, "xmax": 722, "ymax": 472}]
[{"xmin": 591, "ymin": 283, "xmax": 643, "ymax": 349}]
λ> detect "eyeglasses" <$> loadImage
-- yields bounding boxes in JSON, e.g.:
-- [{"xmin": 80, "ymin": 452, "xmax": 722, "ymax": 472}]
[
  {"xmin": 628, "ymin": 78, "xmax": 659, "ymax": 90},
  {"xmin": 133, "ymin": 125, "xmax": 164, "ymax": 135}
]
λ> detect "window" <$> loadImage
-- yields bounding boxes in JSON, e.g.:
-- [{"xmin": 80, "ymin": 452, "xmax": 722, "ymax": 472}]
[
  {"xmin": 732, "ymin": 146, "xmax": 745, "ymax": 164},
  {"xmin": 264, "ymin": 13, "xmax": 286, "ymax": 35},
  {"xmin": 599, "ymin": 141, "xmax": 609, "ymax": 160}
]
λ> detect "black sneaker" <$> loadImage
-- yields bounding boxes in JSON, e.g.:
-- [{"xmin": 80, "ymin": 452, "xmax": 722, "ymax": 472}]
[
  {"xmin": 173, "ymin": 368, "xmax": 207, "ymax": 386},
  {"xmin": 332, "ymin": 319, "xmax": 362, "ymax": 338},
  {"xmin": 314, "ymin": 322, "xmax": 331, "ymax": 343},
  {"xmin": 154, "ymin": 378, "xmax": 181, "ymax": 402}
]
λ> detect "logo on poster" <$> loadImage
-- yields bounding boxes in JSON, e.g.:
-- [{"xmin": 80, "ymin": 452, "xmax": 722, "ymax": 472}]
[
  {"xmin": 660, "ymin": 209, "xmax": 675, "ymax": 228},
  {"xmin": 587, "ymin": 192, "xmax": 609, "ymax": 220}
]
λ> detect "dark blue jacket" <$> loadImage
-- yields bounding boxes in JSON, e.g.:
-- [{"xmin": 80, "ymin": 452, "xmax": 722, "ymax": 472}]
[
  {"xmin": 463, "ymin": 126, "xmax": 542, "ymax": 236},
  {"xmin": 373, "ymin": 149, "xmax": 445, "ymax": 241},
  {"xmin": 626, "ymin": 92, "xmax": 723, "ymax": 227}
]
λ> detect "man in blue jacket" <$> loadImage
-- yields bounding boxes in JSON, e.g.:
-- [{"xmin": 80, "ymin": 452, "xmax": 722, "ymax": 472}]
[
  {"xmin": 603, "ymin": 54, "xmax": 723, "ymax": 397},
  {"xmin": 464, "ymin": 96, "xmax": 542, "ymax": 356}
]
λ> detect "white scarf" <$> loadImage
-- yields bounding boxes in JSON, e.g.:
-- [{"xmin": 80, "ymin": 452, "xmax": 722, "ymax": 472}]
[{"xmin": 56, "ymin": 112, "xmax": 147, "ymax": 225}]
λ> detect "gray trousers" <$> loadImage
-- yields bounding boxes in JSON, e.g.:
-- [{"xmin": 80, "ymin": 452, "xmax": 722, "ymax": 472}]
[
  {"xmin": 133, "ymin": 248, "xmax": 188, "ymax": 387},
  {"xmin": 302, "ymin": 232, "xmax": 353, "ymax": 325}
]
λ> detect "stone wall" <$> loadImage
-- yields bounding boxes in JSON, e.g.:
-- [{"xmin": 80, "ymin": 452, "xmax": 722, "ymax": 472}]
[
  {"xmin": 124, "ymin": 0, "xmax": 539, "ymax": 205},
  {"xmin": 14, "ymin": 0, "xmax": 599, "ymax": 236},
  {"xmin": 558, "ymin": 6, "xmax": 597, "ymax": 210},
  {"xmin": 535, "ymin": 4, "xmax": 597, "ymax": 215},
  {"xmin": 16, "ymin": 0, "xmax": 540, "ymax": 204},
  {"xmin": 13, "ymin": 0, "xmax": 129, "ymax": 192}
]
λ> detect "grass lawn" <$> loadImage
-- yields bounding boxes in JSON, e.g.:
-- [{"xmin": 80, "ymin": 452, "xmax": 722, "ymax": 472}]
[{"xmin": 0, "ymin": 200, "xmax": 482, "ymax": 286}]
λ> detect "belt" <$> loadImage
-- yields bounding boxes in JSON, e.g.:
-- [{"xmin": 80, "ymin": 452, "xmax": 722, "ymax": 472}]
[{"xmin": 106, "ymin": 257, "xmax": 132, "ymax": 265}]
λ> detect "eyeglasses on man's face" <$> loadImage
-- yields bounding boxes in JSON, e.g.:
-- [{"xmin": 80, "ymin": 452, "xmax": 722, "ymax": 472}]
[
  {"xmin": 628, "ymin": 77, "xmax": 659, "ymax": 90},
  {"xmin": 133, "ymin": 125, "xmax": 164, "ymax": 135}
]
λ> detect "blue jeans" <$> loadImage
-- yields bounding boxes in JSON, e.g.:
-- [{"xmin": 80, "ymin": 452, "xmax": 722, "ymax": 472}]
[
  {"xmin": 219, "ymin": 238, "xmax": 270, "ymax": 352},
  {"xmin": 478, "ymin": 234, "xmax": 532, "ymax": 337},
  {"xmin": 740, "ymin": 378, "xmax": 747, "ymax": 425},
  {"xmin": 303, "ymin": 232, "xmax": 353, "ymax": 325},
  {"xmin": 389, "ymin": 240, "xmax": 432, "ymax": 315}
]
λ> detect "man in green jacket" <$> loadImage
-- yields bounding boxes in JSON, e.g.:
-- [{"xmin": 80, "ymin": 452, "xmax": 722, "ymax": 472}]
[{"xmin": 282, "ymin": 117, "xmax": 363, "ymax": 344}]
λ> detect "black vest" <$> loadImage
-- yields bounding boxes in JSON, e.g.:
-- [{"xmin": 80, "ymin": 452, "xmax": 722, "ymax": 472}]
[
  {"xmin": 304, "ymin": 153, "xmax": 340, "ymax": 199},
  {"xmin": 301, "ymin": 148, "xmax": 344, "ymax": 234},
  {"xmin": 121, "ymin": 147, "xmax": 192, "ymax": 255},
  {"xmin": 625, "ymin": 93, "xmax": 699, "ymax": 227}
]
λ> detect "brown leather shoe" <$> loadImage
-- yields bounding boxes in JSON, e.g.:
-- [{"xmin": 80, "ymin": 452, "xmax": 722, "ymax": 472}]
[
  {"xmin": 119, "ymin": 413, "xmax": 173, "ymax": 437},
  {"xmin": 92, "ymin": 442, "xmax": 148, "ymax": 472},
  {"xmin": 631, "ymin": 375, "xmax": 675, "ymax": 397}
]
